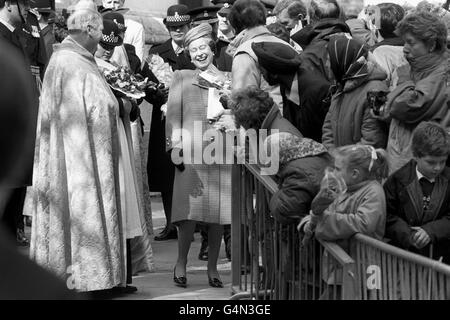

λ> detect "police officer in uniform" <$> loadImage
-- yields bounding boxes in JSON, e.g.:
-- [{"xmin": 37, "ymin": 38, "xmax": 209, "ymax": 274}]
[{"xmin": 148, "ymin": 5, "xmax": 195, "ymax": 242}]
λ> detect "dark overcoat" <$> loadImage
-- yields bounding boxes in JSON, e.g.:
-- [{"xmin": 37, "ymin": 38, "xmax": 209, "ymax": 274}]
[
  {"xmin": 147, "ymin": 39, "xmax": 195, "ymax": 192},
  {"xmin": 0, "ymin": 24, "xmax": 38, "ymax": 188},
  {"xmin": 384, "ymin": 160, "xmax": 450, "ymax": 262},
  {"xmin": 149, "ymin": 39, "xmax": 195, "ymax": 71}
]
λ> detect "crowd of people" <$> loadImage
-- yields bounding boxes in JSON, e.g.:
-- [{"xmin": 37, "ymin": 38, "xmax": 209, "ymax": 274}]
[{"xmin": 1, "ymin": 0, "xmax": 450, "ymax": 298}]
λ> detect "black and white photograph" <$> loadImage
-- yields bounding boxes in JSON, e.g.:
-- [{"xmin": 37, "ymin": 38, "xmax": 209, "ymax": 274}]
[{"xmin": 1, "ymin": 0, "xmax": 450, "ymax": 308}]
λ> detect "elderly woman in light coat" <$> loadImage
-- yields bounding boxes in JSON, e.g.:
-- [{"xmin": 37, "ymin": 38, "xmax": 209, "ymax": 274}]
[{"xmin": 165, "ymin": 23, "xmax": 232, "ymax": 288}]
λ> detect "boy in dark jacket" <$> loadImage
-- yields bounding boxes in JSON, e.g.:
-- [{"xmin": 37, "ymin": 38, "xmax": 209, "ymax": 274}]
[{"xmin": 384, "ymin": 121, "xmax": 450, "ymax": 262}]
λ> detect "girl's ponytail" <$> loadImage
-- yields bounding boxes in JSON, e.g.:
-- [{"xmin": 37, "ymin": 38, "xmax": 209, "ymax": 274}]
[
  {"xmin": 370, "ymin": 148, "xmax": 389, "ymax": 181},
  {"xmin": 335, "ymin": 144, "xmax": 390, "ymax": 182}
]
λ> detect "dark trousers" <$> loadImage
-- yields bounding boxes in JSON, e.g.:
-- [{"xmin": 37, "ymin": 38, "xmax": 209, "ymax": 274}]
[
  {"xmin": 161, "ymin": 166, "xmax": 175, "ymax": 231},
  {"xmin": 1, "ymin": 187, "xmax": 26, "ymax": 241},
  {"xmin": 126, "ymin": 239, "xmax": 132, "ymax": 284}
]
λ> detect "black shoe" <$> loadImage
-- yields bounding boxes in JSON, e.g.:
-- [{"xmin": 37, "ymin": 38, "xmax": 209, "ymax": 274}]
[
  {"xmin": 208, "ymin": 276, "xmax": 223, "ymax": 288},
  {"xmin": 154, "ymin": 227, "xmax": 177, "ymax": 241},
  {"xmin": 16, "ymin": 228, "xmax": 29, "ymax": 247},
  {"xmin": 113, "ymin": 285, "xmax": 137, "ymax": 294},
  {"xmin": 173, "ymin": 267, "xmax": 187, "ymax": 288}
]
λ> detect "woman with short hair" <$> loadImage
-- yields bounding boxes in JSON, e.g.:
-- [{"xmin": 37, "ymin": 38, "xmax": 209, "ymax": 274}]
[{"xmin": 383, "ymin": 11, "xmax": 450, "ymax": 173}]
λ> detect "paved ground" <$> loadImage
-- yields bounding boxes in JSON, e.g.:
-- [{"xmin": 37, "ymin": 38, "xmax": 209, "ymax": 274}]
[
  {"xmin": 117, "ymin": 195, "xmax": 233, "ymax": 300},
  {"xmin": 19, "ymin": 104, "xmax": 233, "ymax": 300},
  {"xmin": 20, "ymin": 194, "xmax": 233, "ymax": 300}
]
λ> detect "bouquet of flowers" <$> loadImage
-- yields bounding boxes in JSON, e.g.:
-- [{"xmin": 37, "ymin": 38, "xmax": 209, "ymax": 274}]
[
  {"xmin": 146, "ymin": 54, "xmax": 174, "ymax": 116},
  {"xmin": 198, "ymin": 69, "xmax": 231, "ymax": 91},
  {"xmin": 102, "ymin": 66, "xmax": 158, "ymax": 99},
  {"xmin": 146, "ymin": 54, "xmax": 174, "ymax": 88}
]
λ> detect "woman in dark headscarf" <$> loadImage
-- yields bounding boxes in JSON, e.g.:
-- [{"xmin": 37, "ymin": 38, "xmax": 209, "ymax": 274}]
[
  {"xmin": 383, "ymin": 11, "xmax": 450, "ymax": 174},
  {"xmin": 321, "ymin": 35, "xmax": 388, "ymax": 151}
]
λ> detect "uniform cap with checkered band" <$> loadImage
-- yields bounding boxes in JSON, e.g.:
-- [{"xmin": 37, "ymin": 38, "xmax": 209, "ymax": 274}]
[
  {"xmin": 102, "ymin": 11, "xmax": 126, "ymax": 32},
  {"xmin": 100, "ymin": 19, "xmax": 123, "ymax": 47},
  {"xmin": 163, "ymin": 4, "xmax": 191, "ymax": 27}
]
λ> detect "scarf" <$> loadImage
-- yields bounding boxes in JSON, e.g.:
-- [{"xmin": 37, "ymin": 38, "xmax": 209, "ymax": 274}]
[
  {"xmin": 328, "ymin": 36, "xmax": 369, "ymax": 87},
  {"xmin": 264, "ymin": 132, "xmax": 328, "ymax": 168},
  {"xmin": 387, "ymin": 51, "xmax": 450, "ymax": 125},
  {"xmin": 226, "ymin": 25, "xmax": 271, "ymax": 57},
  {"xmin": 407, "ymin": 51, "xmax": 448, "ymax": 82}
]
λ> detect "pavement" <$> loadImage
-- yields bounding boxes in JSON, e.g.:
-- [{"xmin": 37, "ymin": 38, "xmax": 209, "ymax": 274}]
[
  {"xmin": 20, "ymin": 194, "xmax": 232, "ymax": 300},
  {"xmin": 18, "ymin": 105, "xmax": 233, "ymax": 300},
  {"xmin": 117, "ymin": 195, "xmax": 233, "ymax": 300}
]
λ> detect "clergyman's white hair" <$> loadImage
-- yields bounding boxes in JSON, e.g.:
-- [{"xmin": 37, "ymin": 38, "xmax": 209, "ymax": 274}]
[
  {"xmin": 67, "ymin": 0, "xmax": 102, "ymax": 32},
  {"xmin": 67, "ymin": 9, "xmax": 102, "ymax": 31}
]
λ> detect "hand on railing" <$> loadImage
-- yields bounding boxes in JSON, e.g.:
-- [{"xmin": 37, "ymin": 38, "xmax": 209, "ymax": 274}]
[
  {"xmin": 301, "ymin": 221, "xmax": 315, "ymax": 247},
  {"xmin": 298, "ymin": 215, "xmax": 317, "ymax": 247}
]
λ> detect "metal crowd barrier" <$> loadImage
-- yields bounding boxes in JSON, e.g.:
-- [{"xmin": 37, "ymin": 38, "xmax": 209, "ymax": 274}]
[
  {"xmin": 351, "ymin": 234, "xmax": 450, "ymax": 300},
  {"xmin": 230, "ymin": 162, "xmax": 450, "ymax": 300},
  {"xmin": 230, "ymin": 163, "xmax": 356, "ymax": 300}
]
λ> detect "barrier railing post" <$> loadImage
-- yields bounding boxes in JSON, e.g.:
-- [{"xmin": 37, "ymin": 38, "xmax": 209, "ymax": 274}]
[
  {"xmin": 231, "ymin": 164, "xmax": 242, "ymax": 293},
  {"xmin": 342, "ymin": 262, "xmax": 357, "ymax": 300}
]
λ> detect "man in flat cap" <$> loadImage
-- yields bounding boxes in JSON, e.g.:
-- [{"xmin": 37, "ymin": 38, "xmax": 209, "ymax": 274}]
[
  {"xmin": 148, "ymin": 4, "xmax": 195, "ymax": 242},
  {"xmin": 0, "ymin": 0, "xmax": 39, "ymax": 247}
]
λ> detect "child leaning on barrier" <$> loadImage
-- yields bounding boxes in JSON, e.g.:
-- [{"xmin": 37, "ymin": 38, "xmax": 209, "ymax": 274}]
[
  {"xmin": 268, "ymin": 132, "xmax": 332, "ymax": 226},
  {"xmin": 299, "ymin": 144, "xmax": 388, "ymax": 244},
  {"xmin": 298, "ymin": 144, "xmax": 388, "ymax": 299},
  {"xmin": 384, "ymin": 121, "xmax": 450, "ymax": 263}
]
